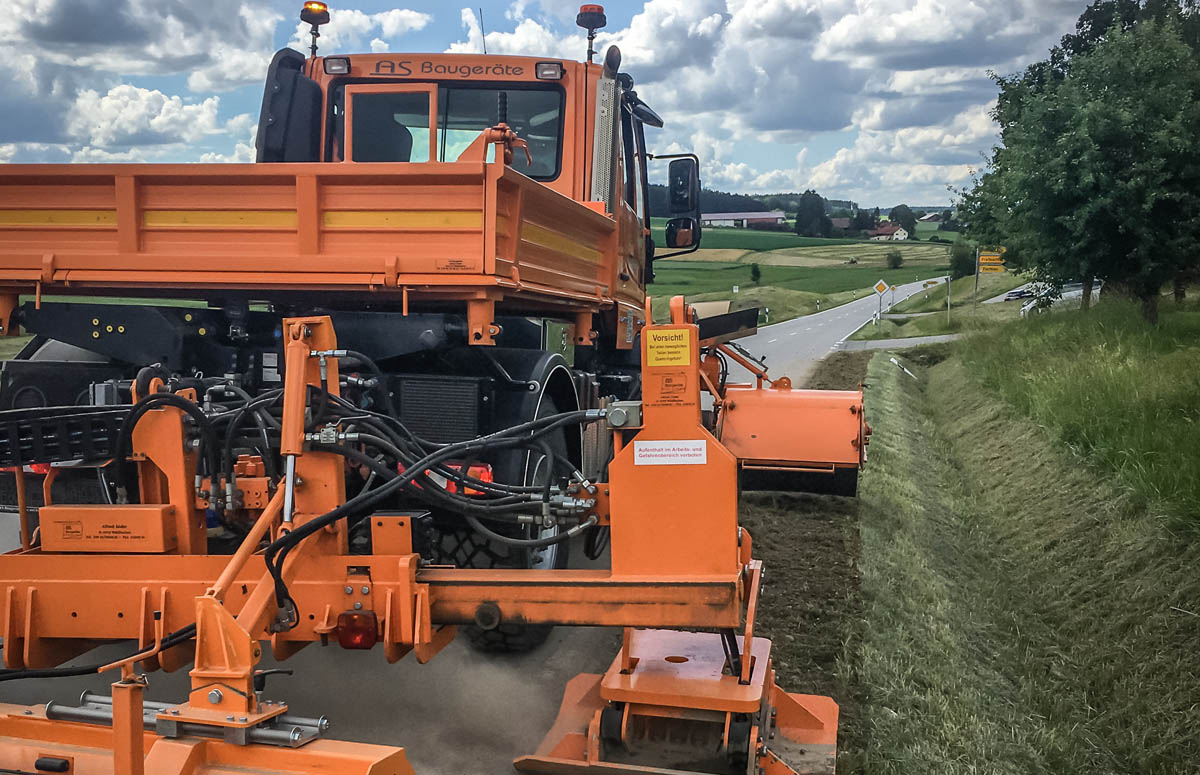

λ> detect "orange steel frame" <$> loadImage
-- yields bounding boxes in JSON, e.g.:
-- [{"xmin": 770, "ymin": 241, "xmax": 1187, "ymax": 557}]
[{"xmin": 0, "ymin": 308, "xmax": 837, "ymax": 773}]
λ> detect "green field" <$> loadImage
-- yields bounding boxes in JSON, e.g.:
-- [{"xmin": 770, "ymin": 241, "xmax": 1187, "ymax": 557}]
[
  {"xmin": 651, "ymin": 224, "xmax": 859, "ymax": 251},
  {"xmin": 648, "ymin": 251, "xmax": 949, "ymax": 322}
]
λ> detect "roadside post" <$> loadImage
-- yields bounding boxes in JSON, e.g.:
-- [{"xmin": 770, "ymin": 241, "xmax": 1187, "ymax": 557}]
[
  {"xmin": 873, "ymin": 279, "xmax": 888, "ymax": 325},
  {"xmin": 975, "ymin": 249, "xmax": 1006, "ymax": 312},
  {"xmin": 973, "ymin": 246, "xmax": 980, "ymax": 313}
]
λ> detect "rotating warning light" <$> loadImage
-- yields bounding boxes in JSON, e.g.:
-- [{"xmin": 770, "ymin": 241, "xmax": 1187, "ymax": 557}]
[
  {"xmin": 301, "ymin": 1, "xmax": 330, "ymax": 26},
  {"xmin": 576, "ymin": 5, "xmax": 606, "ymax": 31}
]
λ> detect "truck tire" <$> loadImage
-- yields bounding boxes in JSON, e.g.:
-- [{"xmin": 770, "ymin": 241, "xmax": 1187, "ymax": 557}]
[{"xmin": 461, "ymin": 393, "xmax": 571, "ymax": 653}]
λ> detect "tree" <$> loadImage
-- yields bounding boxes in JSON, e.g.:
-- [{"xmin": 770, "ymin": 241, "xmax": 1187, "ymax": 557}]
[
  {"xmin": 886, "ymin": 250, "xmax": 904, "ymax": 269},
  {"xmin": 794, "ymin": 190, "xmax": 832, "ymax": 237},
  {"xmin": 888, "ymin": 204, "xmax": 917, "ymax": 238},
  {"xmin": 969, "ymin": 16, "xmax": 1200, "ymax": 322},
  {"xmin": 941, "ymin": 209, "xmax": 952, "ymax": 223},
  {"xmin": 852, "ymin": 209, "xmax": 875, "ymax": 232},
  {"xmin": 750, "ymin": 263, "xmax": 762, "ymax": 284},
  {"xmin": 950, "ymin": 241, "xmax": 976, "ymax": 279}
]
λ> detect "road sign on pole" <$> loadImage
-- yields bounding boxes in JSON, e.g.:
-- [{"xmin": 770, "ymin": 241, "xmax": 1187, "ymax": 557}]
[
  {"xmin": 979, "ymin": 265, "xmax": 1006, "ymax": 273},
  {"xmin": 873, "ymin": 280, "xmax": 888, "ymax": 295},
  {"xmin": 978, "ymin": 253, "xmax": 1005, "ymax": 265}
]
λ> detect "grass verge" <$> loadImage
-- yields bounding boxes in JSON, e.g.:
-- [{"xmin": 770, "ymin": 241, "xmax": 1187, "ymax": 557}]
[
  {"xmin": 960, "ymin": 299, "xmax": 1200, "ymax": 520},
  {"xmin": 891, "ymin": 271, "xmax": 1026, "ymax": 314},
  {"xmin": 834, "ymin": 347, "xmax": 1200, "ymax": 773},
  {"xmin": 849, "ymin": 300, "xmax": 1021, "ymax": 341}
]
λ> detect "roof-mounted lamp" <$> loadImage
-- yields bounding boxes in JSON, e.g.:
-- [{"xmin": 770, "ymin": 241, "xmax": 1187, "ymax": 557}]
[
  {"xmin": 576, "ymin": 5, "xmax": 606, "ymax": 64},
  {"xmin": 301, "ymin": 1, "xmax": 331, "ymax": 58}
]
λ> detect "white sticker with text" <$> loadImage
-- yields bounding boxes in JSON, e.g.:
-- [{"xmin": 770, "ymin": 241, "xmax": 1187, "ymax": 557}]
[{"xmin": 633, "ymin": 440, "xmax": 707, "ymax": 466}]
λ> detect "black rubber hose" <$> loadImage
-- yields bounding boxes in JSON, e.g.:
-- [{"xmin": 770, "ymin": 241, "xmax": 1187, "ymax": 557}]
[{"xmin": 265, "ymin": 410, "xmax": 597, "ymax": 609}]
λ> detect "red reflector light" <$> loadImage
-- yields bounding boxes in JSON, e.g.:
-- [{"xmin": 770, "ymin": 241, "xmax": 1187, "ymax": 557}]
[
  {"xmin": 580, "ymin": 4, "xmax": 604, "ymax": 12},
  {"xmin": 336, "ymin": 611, "xmax": 378, "ymax": 649}
]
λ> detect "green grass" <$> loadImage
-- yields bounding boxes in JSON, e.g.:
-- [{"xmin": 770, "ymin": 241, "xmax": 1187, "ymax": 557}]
[
  {"xmin": 648, "ymin": 261, "xmax": 949, "ymax": 322},
  {"xmin": 891, "ymin": 271, "xmax": 1026, "ymax": 314},
  {"xmin": 840, "ymin": 348, "xmax": 1200, "ymax": 773},
  {"xmin": 849, "ymin": 301, "xmax": 1023, "ymax": 341},
  {"xmin": 959, "ymin": 299, "xmax": 1200, "ymax": 521}
]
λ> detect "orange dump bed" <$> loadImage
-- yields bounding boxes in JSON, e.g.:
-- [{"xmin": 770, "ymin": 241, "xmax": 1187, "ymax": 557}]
[{"xmin": 0, "ymin": 161, "xmax": 623, "ymax": 314}]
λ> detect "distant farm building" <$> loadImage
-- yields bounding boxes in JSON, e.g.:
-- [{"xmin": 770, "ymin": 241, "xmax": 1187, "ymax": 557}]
[
  {"xmin": 919, "ymin": 212, "xmax": 943, "ymax": 222},
  {"xmin": 830, "ymin": 217, "xmax": 852, "ymax": 230},
  {"xmin": 700, "ymin": 211, "xmax": 787, "ymax": 228},
  {"xmin": 867, "ymin": 223, "xmax": 909, "ymax": 241}
]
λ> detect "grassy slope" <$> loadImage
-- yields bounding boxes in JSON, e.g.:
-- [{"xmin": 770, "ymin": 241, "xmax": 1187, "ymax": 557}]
[
  {"xmin": 840, "ymin": 345, "xmax": 1200, "ymax": 773},
  {"xmin": 961, "ymin": 300, "xmax": 1200, "ymax": 519},
  {"xmin": 891, "ymin": 272, "xmax": 1026, "ymax": 314},
  {"xmin": 849, "ymin": 300, "xmax": 1023, "ymax": 341}
]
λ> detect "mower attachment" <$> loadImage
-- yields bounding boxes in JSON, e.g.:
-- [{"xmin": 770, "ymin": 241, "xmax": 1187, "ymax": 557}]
[{"xmin": 515, "ymin": 630, "xmax": 837, "ymax": 775}]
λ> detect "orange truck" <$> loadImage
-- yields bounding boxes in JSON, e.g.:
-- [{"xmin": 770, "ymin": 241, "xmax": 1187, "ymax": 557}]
[{"xmin": 0, "ymin": 6, "xmax": 865, "ymax": 581}]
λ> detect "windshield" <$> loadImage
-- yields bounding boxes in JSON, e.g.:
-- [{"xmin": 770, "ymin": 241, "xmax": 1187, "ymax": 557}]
[
  {"xmin": 438, "ymin": 87, "xmax": 562, "ymax": 179},
  {"xmin": 344, "ymin": 84, "xmax": 563, "ymax": 179}
]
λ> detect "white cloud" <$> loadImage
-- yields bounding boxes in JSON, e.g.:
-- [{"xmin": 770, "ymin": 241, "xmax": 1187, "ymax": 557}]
[
  {"xmin": 198, "ymin": 117, "xmax": 258, "ymax": 164},
  {"xmin": 67, "ymin": 85, "xmax": 224, "ymax": 147},
  {"xmin": 0, "ymin": 145, "xmax": 14, "ymax": 163}
]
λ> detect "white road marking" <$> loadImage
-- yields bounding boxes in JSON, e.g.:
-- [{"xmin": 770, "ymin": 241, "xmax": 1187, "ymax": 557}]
[
  {"xmin": 789, "ymin": 332, "xmax": 797, "ymax": 336},
  {"xmin": 767, "ymin": 338, "xmax": 778, "ymax": 343}
]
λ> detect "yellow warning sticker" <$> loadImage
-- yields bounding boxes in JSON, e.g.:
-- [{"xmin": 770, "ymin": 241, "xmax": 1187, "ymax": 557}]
[{"xmin": 646, "ymin": 329, "xmax": 692, "ymax": 366}]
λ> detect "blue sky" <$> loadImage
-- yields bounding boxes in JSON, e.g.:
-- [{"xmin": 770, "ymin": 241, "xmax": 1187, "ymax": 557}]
[{"xmin": 1, "ymin": 0, "xmax": 1092, "ymax": 206}]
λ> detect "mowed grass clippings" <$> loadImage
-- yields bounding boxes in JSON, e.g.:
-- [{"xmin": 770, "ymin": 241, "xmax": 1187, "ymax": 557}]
[{"xmin": 839, "ymin": 348, "xmax": 1200, "ymax": 774}]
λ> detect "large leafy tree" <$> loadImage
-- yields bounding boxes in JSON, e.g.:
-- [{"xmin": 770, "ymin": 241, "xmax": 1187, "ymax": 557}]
[
  {"xmin": 967, "ymin": 7, "xmax": 1200, "ymax": 321},
  {"xmin": 794, "ymin": 190, "xmax": 832, "ymax": 237},
  {"xmin": 888, "ymin": 204, "xmax": 917, "ymax": 238}
]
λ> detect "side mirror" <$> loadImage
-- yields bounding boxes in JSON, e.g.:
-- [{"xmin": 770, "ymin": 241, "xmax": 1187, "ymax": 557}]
[
  {"xmin": 668, "ymin": 158, "xmax": 699, "ymax": 215},
  {"xmin": 665, "ymin": 217, "xmax": 700, "ymax": 249}
]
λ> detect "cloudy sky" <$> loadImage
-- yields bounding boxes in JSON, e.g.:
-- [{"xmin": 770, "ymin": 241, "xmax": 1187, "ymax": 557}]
[{"xmin": 1, "ymin": 0, "xmax": 1090, "ymax": 206}]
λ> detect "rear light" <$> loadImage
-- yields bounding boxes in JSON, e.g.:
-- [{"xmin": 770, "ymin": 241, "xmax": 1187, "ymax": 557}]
[
  {"xmin": 536, "ymin": 61, "xmax": 564, "ymax": 80},
  {"xmin": 336, "ymin": 611, "xmax": 378, "ymax": 649},
  {"xmin": 396, "ymin": 462, "xmax": 494, "ymax": 496},
  {"xmin": 324, "ymin": 57, "xmax": 350, "ymax": 75}
]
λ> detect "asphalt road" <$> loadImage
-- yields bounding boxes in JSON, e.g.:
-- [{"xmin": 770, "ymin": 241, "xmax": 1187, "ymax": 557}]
[
  {"xmin": 0, "ymin": 279, "xmax": 943, "ymax": 772},
  {"xmin": 727, "ymin": 276, "xmax": 948, "ymax": 385}
]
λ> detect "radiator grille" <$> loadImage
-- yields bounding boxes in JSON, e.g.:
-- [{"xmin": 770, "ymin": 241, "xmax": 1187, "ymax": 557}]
[{"xmin": 394, "ymin": 377, "xmax": 489, "ymax": 443}]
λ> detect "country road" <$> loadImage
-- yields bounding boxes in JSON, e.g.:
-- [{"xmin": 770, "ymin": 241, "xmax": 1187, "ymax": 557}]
[{"xmin": 728, "ymin": 276, "xmax": 948, "ymax": 384}]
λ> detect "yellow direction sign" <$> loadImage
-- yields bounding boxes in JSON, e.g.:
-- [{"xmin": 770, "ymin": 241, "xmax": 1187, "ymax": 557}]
[
  {"xmin": 923, "ymin": 280, "xmax": 940, "ymax": 288},
  {"xmin": 979, "ymin": 253, "xmax": 1005, "ymax": 265},
  {"xmin": 873, "ymin": 280, "xmax": 889, "ymax": 295},
  {"xmin": 979, "ymin": 265, "xmax": 1006, "ymax": 273}
]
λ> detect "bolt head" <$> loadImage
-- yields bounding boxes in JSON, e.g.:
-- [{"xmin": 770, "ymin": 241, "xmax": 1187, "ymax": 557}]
[
  {"xmin": 344, "ymin": 585, "xmax": 353, "ymax": 595},
  {"xmin": 208, "ymin": 689, "xmax": 223, "ymax": 704},
  {"xmin": 361, "ymin": 586, "xmax": 370, "ymax": 595},
  {"xmin": 290, "ymin": 727, "xmax": 303, "ymax": 742},
  {"xmin": 354, "ymin": 601, "xmax": 363, "ymax": 610}
]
